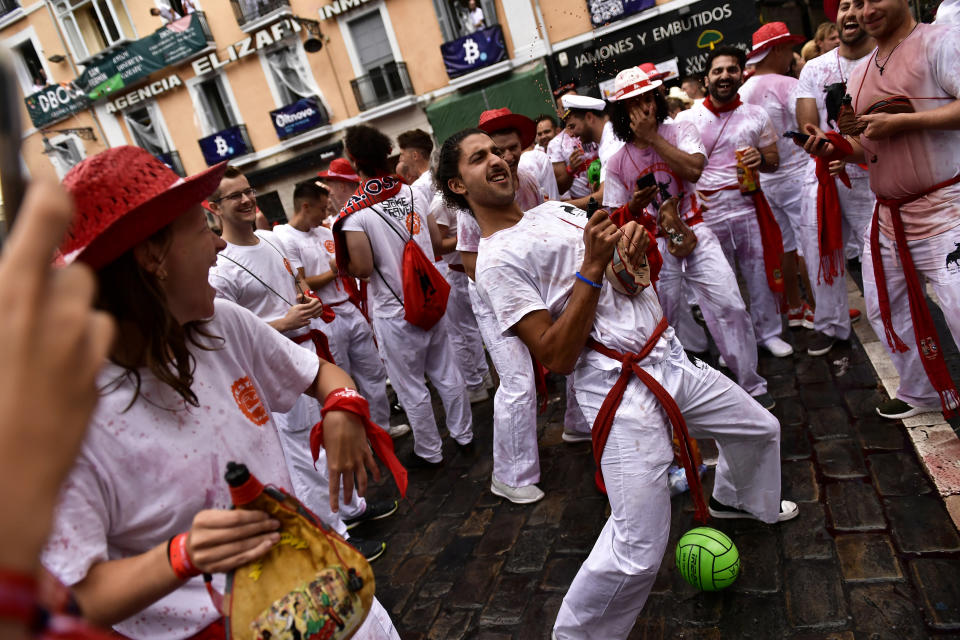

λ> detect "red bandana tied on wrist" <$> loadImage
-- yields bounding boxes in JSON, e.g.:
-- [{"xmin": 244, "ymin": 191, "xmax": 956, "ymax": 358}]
[
  {"xmin": 703, "ymin": 94, "xmax": 742, "ymax": 116},
  {"xmin": 169, "ymin": 532, "xmax": 201, "ymax": 580},
  {"xmin": 814, "ymin": 132, "xmax": 854, "ymax": 285},
  {"xmin": 310, "ymin": 388, "xmax": 408, "ymax": 497},
  {"xmin": 870, "ymin": 174, "xmax": 960, "ymax": 418}
]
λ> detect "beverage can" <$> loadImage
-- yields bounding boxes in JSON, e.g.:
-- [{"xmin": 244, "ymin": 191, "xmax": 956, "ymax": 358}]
[{"xmin": 735, "ymin": 147, "xmax": 760, "ymax": 194}]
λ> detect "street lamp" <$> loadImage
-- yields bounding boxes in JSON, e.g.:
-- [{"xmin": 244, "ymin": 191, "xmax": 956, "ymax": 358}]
[{"xmin": 297, "ymin": 17, "xmax": 324, "ymax": 53}]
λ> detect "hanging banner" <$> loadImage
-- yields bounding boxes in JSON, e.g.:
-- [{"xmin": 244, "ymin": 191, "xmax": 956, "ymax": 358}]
[
  {"xmin": 440, "ymin": 24, "xmax": 506, "ymax": 79},
  {"xmin": 270, "ymin": 97, "xmax": 329, "ymax": 140},
  {"xmin": 75, "ymin": 13, "xmax": 211, "ymax": 100},
  {"xmin": 23, "ymin": 83, "xmax": 91, "ymax": 128},
  {"xmin": 588, "ymin": 0, "xmax": 657, "ymax": 27},
  {"xmin": 553, "ymin": 0, "xmax": 756, "ymax": 88},
  {"xmin": 198, "ymin": 125, "xmax": 252, "ymax": 166}
]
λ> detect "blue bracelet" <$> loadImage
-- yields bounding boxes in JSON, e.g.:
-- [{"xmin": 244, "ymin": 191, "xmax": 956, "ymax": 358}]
[{"xmin": 575, "ymin": 271, "xmax": 603, "ymax": 289}]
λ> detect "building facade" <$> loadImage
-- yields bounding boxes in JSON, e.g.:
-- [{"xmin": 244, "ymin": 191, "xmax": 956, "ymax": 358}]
[{"xmin": 3, "ymin": 0, "xmax": 815, "ymax": 221}]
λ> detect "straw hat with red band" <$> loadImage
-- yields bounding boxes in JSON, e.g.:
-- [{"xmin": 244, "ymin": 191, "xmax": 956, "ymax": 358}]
[
  {"xmin": 477, "ymin": 107, "xmax": 536, "ymax": 149},
  {"xmin": 638, "ymin": 62, "xmax": 668, "ymax": 82},
  {"xmin": 747, "ymin": 22, "xmax": 805, "ymax": 64},
  {"xmin": 60, "ymin": 146, "xmax": 228, "ymax": 270},
  {"xmin": 317, "ymin": 157, "xmax": 359, "ymax": 183},
  {"xmin": 609, "ymin": 66, "xmax": 662, "ymax": 102}
]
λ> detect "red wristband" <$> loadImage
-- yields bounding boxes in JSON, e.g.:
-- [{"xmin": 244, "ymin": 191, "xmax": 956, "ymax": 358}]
[
  {"xmin": 0, "ymin": 569, "xmax": 38, "ymax": 625},
  {"xmin": 168, "ymin": 533, "xmax": 201, "ymax": 581}
]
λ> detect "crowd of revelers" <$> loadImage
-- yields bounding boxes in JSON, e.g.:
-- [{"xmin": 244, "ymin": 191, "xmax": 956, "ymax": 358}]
[{"xmin": 5, "ymin": 0, "xmax": 960, "ymax": 638}]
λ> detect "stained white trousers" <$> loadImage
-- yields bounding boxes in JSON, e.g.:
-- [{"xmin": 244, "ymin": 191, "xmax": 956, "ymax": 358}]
[
  {"xmin": 554, "ymin": 337, "xmax": 781, "ymax": 639},
  {"xmin": 445, "ymin": 268, "xmax": 490, "ymax": 390},
  {"xmin": 323, "ymin": 303, "xmax": 391, "ymax": 427}
]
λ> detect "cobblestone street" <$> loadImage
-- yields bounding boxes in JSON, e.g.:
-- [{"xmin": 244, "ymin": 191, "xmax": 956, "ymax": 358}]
[{"xmin": 354, "ymin": 318, "xmax": 960, "ymax": 639}]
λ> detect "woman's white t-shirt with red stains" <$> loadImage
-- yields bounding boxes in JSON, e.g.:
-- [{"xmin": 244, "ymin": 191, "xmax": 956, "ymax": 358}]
[
  {"xmin": 272, "ymin": 223, "xmax": 348, "ymax": 305},
  {"xmin": 848, "ymin": 23, "xmax": 960, "ymax": 241},
  {"xmin": 42, "ymin": 299, "xmax": 319, "ymax": 639},
  {"xmin": 602, "ymin": 119, "xmax": 705, "ymax": 222}
]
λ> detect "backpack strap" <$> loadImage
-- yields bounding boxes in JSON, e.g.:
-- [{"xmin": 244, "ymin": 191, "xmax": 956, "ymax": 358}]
[{"xmin": 366, "ymin": 187, "xmax": 417, "ymax": 306}]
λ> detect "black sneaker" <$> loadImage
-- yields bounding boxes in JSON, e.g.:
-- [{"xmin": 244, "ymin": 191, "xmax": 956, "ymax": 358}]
[
  {"xmin": 401, "ymin": 451, "xmax": 442, "ymax": 469},
  {"xmin": 456, "ymin": 439, "xmax": 476, "ymax": 456},
  {"xmin": 349, "ymin": 537, "xmax": 386, "ymax": 562},
  {"xmin": 708, "ymin": 496, "xmax": 799, "ymax": 522},
  {"xmin": 875, "ymin": 398, "xmax": 939, "ymax": 419},
  {"xmin": 752, "ymin": 392, "xmax": 776, "ymax": 410},
  {"xmin": 807, "ymin": 332, "xmax": 837, "ymax": 357},
  {"xmin": 691, "ymin": 304, "xmax": 707, "ymax": 328},
  {"xmin": 343, "ymin": 499, "xmax": 399, "ymax": 531}
]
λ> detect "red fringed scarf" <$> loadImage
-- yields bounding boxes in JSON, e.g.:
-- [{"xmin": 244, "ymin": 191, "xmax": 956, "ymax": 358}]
[
  {"xmin": 310, "ymin": 388, "xmax": 408, "ymax": 498},
  {"xmin": 292, "ymin": 329, "xmax": 335, "ymax": 364},
  {"xmin": 331, "ymin": 175, "xmax": 405, "ymax": 276},
  {"xmin": 703, "ymin": 94, "xmax": 742, "ymax": 116},
  {"xmin": 587, "ymin": 318, "xmax": 708, "ymax": 523},
  {"xmin": 814, "ymin": 131, "xmax": 854, "ymax": 285},
  {"xmin": 870, "ymin": 174, "xmax": 960, "ymax": 418}
]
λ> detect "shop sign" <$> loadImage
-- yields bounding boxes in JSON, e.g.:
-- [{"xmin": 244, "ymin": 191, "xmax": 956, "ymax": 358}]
[
  {"xmin": 75, "ymin": 14, "xmax": 210, "ymax": 100},
  {"xmin": 23, "ymin": 83, "xmax": 90, "ymax": 128},
  {"xmin": 270, "ymin": 97, "xmax": 328, "ymax": 139},
  {"xmin": 191, "ymin": 19, "xmax": 300, "ymax": 75},
  {"xmin": 318, "ymin": 0, "xmax": 377, "ymax": 20},
  {"xmin": 198, "ymin": 125, "xmax": 251, "ymax": 165},
  {"xmin": 440, "ymin": 25, "xmax": 506, "ymax": 79},
  {"xmin": 104, "ymin": 74, "xmax": 182, "ymax": 113},
  {"xmin": 588, "ymin": 0, "xmax": 656, "ymax": 27},
  {"xmin": 553, "ymin": 0, "xmax": 755, "ymax": 87}
]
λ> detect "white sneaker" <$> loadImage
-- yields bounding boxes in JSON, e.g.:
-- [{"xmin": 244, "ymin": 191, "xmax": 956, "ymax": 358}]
[
  {"xmin": 482, "ymin": 371, "xmax": 495, "ymax": 390},
  {"xmin": 761, "ymin": 337, "xmax": 794, "ymax": 358},
  {"xmin": 561, "ymin": 428, "xmax": 592, "ymax": 443},
  {"xmin": 468, "ymin": 387, "xmax": 489, "ymax": 403},
  {"xmin": 387, "ymin": 423, "xmax": 411, "ymax": 438},
  {"xmin": 717, "ymin": 354, "xmax": 727, "ymax": 368},
  {"xmin": 491, "ymin": 477, "xmax": 545, "ymax": 504}
]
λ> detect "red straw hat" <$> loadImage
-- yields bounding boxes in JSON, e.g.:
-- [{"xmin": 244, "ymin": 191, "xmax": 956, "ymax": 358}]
[
  {"xmin": 638, "ymin": 62, "xmax": 668, "ymax": 82},
  {"xmin": 477, "ymin": 108, "xmax": 536, "ymax": 149},
  {"xmin": 317, "ymin": 157, "xmax": 359, "ymax": 183},
  {"xmin": 748, "ymin": 22, "xmax": 805, "ymax": 62},
  {"xmin": 60, "ymin": 146, "xmax": 226, "ymax": 270}
]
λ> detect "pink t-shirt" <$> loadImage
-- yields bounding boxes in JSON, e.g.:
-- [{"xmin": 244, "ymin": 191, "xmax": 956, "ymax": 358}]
[
  {"xmin": 739, "ymin": 73, "xmax": 812, "ymax": 181},
  {"xmin": 795, "ymin": 47, "xmax": 871, "ymax": 180},
  {"xmin": 848, "ymin": 23, "xmax": 960, "ymax": 240},
  {"xmin": 676, "ymin": 100, "xmax": 778, "ymax": 222},
  {"xmin": 602, "ymin": 119, "xmax": 705, "ymax": 222}
]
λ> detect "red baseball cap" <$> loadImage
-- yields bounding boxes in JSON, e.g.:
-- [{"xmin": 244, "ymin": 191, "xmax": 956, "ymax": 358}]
[
  {"xmin": 477, "ymin": 108, "xmax": 536, "ymax": 149},
  {"xmin": 317, "ymin": 157, "xmax": 359, "ymax": 183},
  {"xmin": 60, "ymin": 146, "xmax": 227, "ymax": 269},
  {"xmin": 748, "ymin": 22, "xmax": 805, "ymax": 63},
  {"xmin": 638, "ymin": 62, "xmax": 668, "ymax": 82}
]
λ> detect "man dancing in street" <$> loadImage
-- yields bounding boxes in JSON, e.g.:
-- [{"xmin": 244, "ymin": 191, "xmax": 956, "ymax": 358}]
[{"xmin": 437, "ymin": 128, "xmax": 796, "ymax": 638}]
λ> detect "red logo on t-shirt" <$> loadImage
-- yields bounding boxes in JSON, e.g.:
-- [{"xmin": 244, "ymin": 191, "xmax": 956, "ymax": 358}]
[
  {"xmin": 405, "ymin": 212, "xmax": 421, "ymax": 235},
  {"xmin": 231, "ymin": 376, "xmax": 269, "ymax": 426},
  {"xmin": 324, "ymin": 240, "xmax": 336, "ymax": 254}
]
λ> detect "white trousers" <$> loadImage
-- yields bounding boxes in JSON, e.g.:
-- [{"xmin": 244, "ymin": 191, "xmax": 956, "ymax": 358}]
[
  {"xmin": 322, "ymin": 304, "xmax": 391, "ymax": 427},
  {"xmin": 445, "ymin": 269, "xmax": 490, "ymax": 390},
  {"xmin": 470, "ymin": 280, "xmax": 541, "ymax": 487},
  {"xmin": 657, "ymin": 225, "xmax": 766, "ymax": 395},
  {"xmin": 862, "ymin": 221, "xmax": 960, "ymax": 406},
  {"xmin": 354, "ymin": 597, "xmax": 401, "ymax": 639},
  {"xmin": 705, "ymin": 213, "xmax": 784, "ymax": 343},
  {"xmin": 840, "ymin": 174, "xmax": 876, "ymax": 260},
  {"xmin": 372, "ymin": 314, "xmax": 473, "ymax": 462},
  {"xmin": 762, "ymin": 178, "xmax": 803, "ymax": 254},
  {"xmin": 554, "ymin": 337, "xmax": 782, "ymax": 639},
  {"xmin": 672, "ymin": 289, "xmax": 709, "ymax": 354}
]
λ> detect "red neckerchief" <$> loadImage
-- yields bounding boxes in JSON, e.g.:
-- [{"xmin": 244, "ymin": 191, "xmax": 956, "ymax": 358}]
[
  {"xmin": 703, "ymin": 93, "xmax": 742, "ymax": 116},
  {"xmin": 870, "ymin": 174, "xmax": 960, "ymax": 418},
  {"xmin": 813, "ymin": 131, "xmax": 854, "ymax": 285}
]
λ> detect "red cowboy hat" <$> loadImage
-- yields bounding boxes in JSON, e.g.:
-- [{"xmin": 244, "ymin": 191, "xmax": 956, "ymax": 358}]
[
  {"xmin": 60, "ymin": 146, "xmax": 227, "ymax": 270},
  {"xmin": 477, "ymin": 108, "xmax": 536, "ymax": 149},
  {"xmin": 317, "ymin": 157, "xmax": 359, "ymax": 183},
  {"xmin": 638, "ymin": 62, "xmax": 668, "ymax": 82},
  {"xmin": 749, "ymin": 22, "xmax": 805, "ymax": 61}
]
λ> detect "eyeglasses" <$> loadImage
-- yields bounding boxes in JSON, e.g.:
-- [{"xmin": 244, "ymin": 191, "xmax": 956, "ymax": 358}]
[{"xmin": 213, "ymin": 187, "xmax": 257, "ymax": 203}]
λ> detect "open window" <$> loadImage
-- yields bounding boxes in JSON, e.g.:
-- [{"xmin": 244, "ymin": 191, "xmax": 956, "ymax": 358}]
[
  {"xmin": 191, "ymin": 73, "xmax": 239, "ymax": 135},
  {"xmin": 262, "ymin": 43, "xmax": 316, "ymax": 106},
  {"xmin": 53, "ymin": 0, "xmax": 136, "ymax": 62},
  {"xmin": 44, "ymin": 133, "xmax": 86, "ymax": 179},
  {"xmin": 432, "ymin": 0, "xmax": 496, "ymax": 42},
  {"xmin": 7, "ymin": 33, "xmax": 50, "ymax": 95},
  {"xmin": 122, "ymin": 103, "xmax": 171, "ymax": 156}
]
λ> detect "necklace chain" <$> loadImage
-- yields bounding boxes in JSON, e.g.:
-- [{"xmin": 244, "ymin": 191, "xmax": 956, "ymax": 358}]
[{"xmin": 874, "ymin": 22, "xmax": 918, "ymax": 76}]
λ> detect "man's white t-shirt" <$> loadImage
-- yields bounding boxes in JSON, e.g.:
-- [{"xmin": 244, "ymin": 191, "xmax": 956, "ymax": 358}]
[
  {"xmin": 739, "ymin": 73, "xmax": 812, "ymax": 182},
  {"xmin": 339, "ymin": 185, "xmax": 434, "ymax": 318},
  {"xmin": 597, "ymin": 120, "xmax": 625, "ymax": 185},
  {"xmin": 272, "ymin": 223, "xmax": 347, "ymax": 305},
  {"xmin": 603, "ymin": 119, "xmax": 705, "ymax": 221},
  {"xmin": 42, "ymin": 299, "xmax": 319, "ymax": 639},
  {"xmin": 209, "ymin": 230, "xmax": 305, "ymax": 337},
  {"xmin": 475, "ymin": 201, "xmax": 671, "ymax": 372},
  {"xmin": 411, "ymin": 169, "xmax": 435, "ymax": 217},
  {"xmin": 430, "ymin": 193, "xmax": 464, "ymax": 267},
  {"xmin": 548, "ymin": 129, "xmax": 598, "ymax": 199},
  {"xmin": 795, "ymin": 47, "xmax": 871, "ymax": 180},
  {"xmin": 518, "ymin": 147, "xmax": 560, "ymax": 200},
  {"xmin": 676, "ymin": 100, "xmax": 778, "ymax": 222},
  {"xmin": 456, "ymin": 210, "xmax": 482, "ymax": 254}
]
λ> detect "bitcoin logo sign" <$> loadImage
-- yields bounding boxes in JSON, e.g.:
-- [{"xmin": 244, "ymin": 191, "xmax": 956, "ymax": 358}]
[
  {"xmin": 214, "ymin": 135, "xmax": 232, "ymax": 157},
  {"xmin": 463, "ymin": 38, "xmax": 480, "ymax": 65}
]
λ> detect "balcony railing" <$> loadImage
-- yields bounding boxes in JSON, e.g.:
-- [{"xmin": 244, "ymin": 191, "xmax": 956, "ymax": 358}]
[
  {"xmin": 155, "ymin": 150, "xmax": 186, "ymax": 177},
  {"xmin": 228, "ymin": 0, "xmax": 291, "ymax": 29},
  {"xmin": 350, "ymin": 61, "xmax": 414, "ymax": 112},
  {"xmin": 198, "ymin": 124, "xmax": 254, "ymax": 166},
  {"xmin": 191, "ymin": 11, "xmax": 216, "ymax": 47}
]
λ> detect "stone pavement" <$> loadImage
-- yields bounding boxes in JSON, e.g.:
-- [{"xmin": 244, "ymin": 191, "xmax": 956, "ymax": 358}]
[{"xmin": 355, "ymin": 325, "xmax": 960, "ymax": 639}]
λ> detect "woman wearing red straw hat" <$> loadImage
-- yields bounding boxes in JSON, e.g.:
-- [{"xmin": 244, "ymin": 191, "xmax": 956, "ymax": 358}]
[{"xmin": 41, "ymin": 147, "xmax": 401, "ymax": 639}]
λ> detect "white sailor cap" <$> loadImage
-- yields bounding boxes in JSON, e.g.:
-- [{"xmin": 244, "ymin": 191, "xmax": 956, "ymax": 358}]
[{"xmin": 561, "ymin": 94, "xmax": 607, "ymax": 114}]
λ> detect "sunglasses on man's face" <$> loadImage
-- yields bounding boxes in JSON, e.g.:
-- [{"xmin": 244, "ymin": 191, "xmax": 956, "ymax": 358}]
[{"xmin": 213, "ymin": 188, "xmax": 257, "ymax": 203}]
